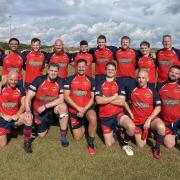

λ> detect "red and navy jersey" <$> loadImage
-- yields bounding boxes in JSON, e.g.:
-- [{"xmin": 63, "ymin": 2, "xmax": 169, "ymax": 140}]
[
  {"xmin": 159, "ymin": 82, "xmax": 180, "ymax": 124},
  {"xmin": 22, "ymin": 51, "xmax": 47, "ymax": 84},
  {"xmin": 0, "ymin": 85, "xmax": 25, "ymax": 116},
  {"xmin": 115, "ymin": 48, "xmax": 137, "ymax": 78},
  {"xmin": 2, "ymin": 53, "xmax": 24, "ymax": 80},
  {"xmin": 138, "ymin": 56, "xmax": 156, "ymax": 83},
  {"xmin": 129, "ymin": 86, "xmax": 161, "ymax": 125},
  {"xmin": 64, "ymin": 74, "xmax": 95, "ymax": 114},
  {"xmin": 73, "ymin": 52, "xmax": 93, "ymax": 76},
  {"xmin": 29, "ymin": 75, "xmax": 64, "ymax": 114},
  {"xmin": 89, "ymin": 47, "xmax": 114, "ymax": 75},
  {"xmin": 157, "ymin": 48, "xmax": 180, "ymax": 82},
  {"xmin": 47, "ymin": 52, "xmax": 70, "ymax": 79},
  {"xmin": 95, "ymin": 77, "xmax": 126, "ymax": 118}
]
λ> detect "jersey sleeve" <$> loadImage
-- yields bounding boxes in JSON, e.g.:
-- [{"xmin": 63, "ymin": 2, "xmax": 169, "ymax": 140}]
[
  {"xmin": 17, "ymin": 86, "xmax": 26, "ymax": 97},
  {"xmin": 21, "ymin": 51, "xmax": 30, "ymax": 70},
  {"xmin": 56, "ymin": 78, "xmax": 65, "ymax": 94},
  {"xmin": 0, "ymin": 49, "xmax": 4, "ymax": 66},
  {"xmin": 41, "ymin": 51, "xmax": 48, "ymax": 64},
  {"xmin": 95, "ymin": 80, "xmax": 103, "ymax": 96},
  {"xmin": 88, "ymin": 76, "xmax": 96, "ymax": 92},
  {"xmin": 152, "ymin": 88, "xmax": 161, "ymax": 107},
  {"xmin": 46, "ymin": 52, "xmax": 53, "ymax": 64},
  {"xmin": 173, "ymin": 47, "xmax": 180, "ymax": 60},
  {"xmin": 29, "ymin": 76, "xmax": 46, "ymax": 92},
  {"xmin": 64, "ymin": 75, "xmax": 75, "ymax": 90}
]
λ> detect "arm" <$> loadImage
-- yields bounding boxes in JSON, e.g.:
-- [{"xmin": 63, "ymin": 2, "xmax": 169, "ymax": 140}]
[
  {"xmin": 95, "ymin": 94, "xmax": 118, "ymax": 105},
  {"xmin": 110, "ymin": 95, "xmax": 125, "ymax": 106},
  {"xmin": 37, "ymin": 94, "xmax": 64, "ymax": 114},
  {"xmin": 123, "ymin": 101, "xmax": 134, "ymax": 120},
  {"xmin": 144, "ymin": 106, "xmax": 161, "ymax": 129}
]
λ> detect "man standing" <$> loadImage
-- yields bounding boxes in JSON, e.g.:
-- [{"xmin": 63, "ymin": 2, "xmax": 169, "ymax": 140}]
[
  {"xmin": 22, "ymin": 38, "xmax": 47, "ymax": 90},
  {"xmin": 158, "ymin": 65, "xmax": 180, "ymax": 149},
  {"xmin": 89, "ymin": 35, "xmax": 115, "ymax": 83},
  {"xmin": 0, "ymin": 71, "xmax": 33, "ymax": 153},
  {"xmin": 115, "ymin": 36, "xmax": 139, "ymax": 97},
  {"xmin": 25, "ymin": 62, "xmax": 69, "ymax": 147},
  {"xmin": 72, "ymin": 40, "xmax": 93, "ymax": 77},
  {"xmin": 0, "ymin": 38, "xmax": 24, "ymax": 88},
  {"xmin": 156, "ymin": 35, "xmax": 180, "ymax": 90},
  {"xmin": 64, "ymin": 59, "xmax": 97, "ymax": 155},
  {"xmin": 47, "ymin": 39, "xmax": 70, "ymax": 79},
  {"xmin": 95, "ymin": 62, "xmax": 135, "ymax": 156}
]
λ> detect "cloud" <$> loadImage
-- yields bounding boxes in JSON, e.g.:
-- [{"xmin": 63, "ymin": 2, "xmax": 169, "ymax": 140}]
[
  {"xmin": 0, "ymin": 0, "xmax": 180, "ymax": 48},
  {"xmin": 165, "ymin": 1, "xmax": 180, "ymax": 14}
]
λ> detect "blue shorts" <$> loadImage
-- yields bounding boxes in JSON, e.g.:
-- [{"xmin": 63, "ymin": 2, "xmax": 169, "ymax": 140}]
[
  {"xmin": 0, "ymin": 117, "xmax": 15, "ymax": 135},
  {"xmin": 165, "ymin": 120, "xmax": 180, "ymax": 135},
  {"xmin": 34, "ymin": 109, "xmax": 58, "ymax": 133},
  {"xmin": 118, "ymin": 77, "xmax": 136, "ymax": 98}
]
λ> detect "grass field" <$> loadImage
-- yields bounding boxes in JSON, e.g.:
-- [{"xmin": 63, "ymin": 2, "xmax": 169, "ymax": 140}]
[
  {"xmin": 0, "ymin": 125, "xmax": 180, "ymax": 180},
  {"xmin": 0, "ymin": 65, "xmax": 180, "ymax": 180}
]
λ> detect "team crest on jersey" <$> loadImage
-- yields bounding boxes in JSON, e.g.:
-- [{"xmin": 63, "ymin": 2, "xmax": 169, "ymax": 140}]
[
  {"xmin": 162, "ymin": 89, "xmax": 168, "ymax": 92},
  {"xmin": 144, "ymin": 92, "xmax": 151, "ymax": 98},
  {"xmin": 13, "ymin": 91, "xmax": 20, "ymax": 97},
  {"xmin": 52, "ymin": 86, "xmax": 57, "ymax": 91},
  {"xmin": 83, "ymin": 81, "xmax": 88, "ymax": 86},
  {"xmin": 111, "ymin": 85, "xmax": 116, "ymax": 90},
  {"xmin": 147, "ymin": 61, "xmax": 151, "ymax": 64},
  {"xmin": 174, "ymin": 89, "xmax": 180, "ymax": 93}
]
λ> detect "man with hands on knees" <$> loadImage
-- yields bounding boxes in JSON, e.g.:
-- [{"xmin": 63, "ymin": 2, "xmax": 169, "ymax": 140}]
[{"xmin": 25, "ymin": 62, "xmax": 69, "ymax": 147}]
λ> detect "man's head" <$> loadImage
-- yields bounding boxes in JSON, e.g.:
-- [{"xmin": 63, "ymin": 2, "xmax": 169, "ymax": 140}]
[
  {"xmin": 9, "ymin": 37, "xmax": 20, "ymax": 52},
  {"xmin": 76, "ymin": 59, "xmax": 87, "ymax": 76},
  {"xmin": 80, "ymin": 40, "xmax": 88, "ymax": 53},
  {"xmin": 31, "ymin": 38, "xmax": 41, "ymax": 52},
  {"xmin": 137, "ymin": 69, "xmax": 149, "ymax": 88},
  {"xmin": 162, "ymin": 35, "xmax": 172, "ymax": 50},
  {"xmin": 168, "ymin": 65, "xmax": 180, "ymax": 82},
  {"xmin": 105, "ymin": 62, "xmax": 117, "ymax": 79},
  {"xmin": 54, "ymin": 39, "xmax": 64, "ymax": 53},
  {"xmin": 121, "ymin": 36, "xmax": 131, "ymax": 50},
  {"xmin": 47, "ymin": 62, "xmax": 59, "ymax": 81},
  {"xmin": 140, "ymin": 41, "xmax": 150, "ymax": 56},
  {"xmin": 7, "ymin": 71, "xmax": 19, "ymax": 88},
  {"xmin": 97, "ymin": 35, "xmax": 106, "ymax": 49}
]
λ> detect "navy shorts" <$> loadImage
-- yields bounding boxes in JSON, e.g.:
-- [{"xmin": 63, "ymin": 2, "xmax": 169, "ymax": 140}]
[
  {"xmin": 0, "ymin": 117, "xmax": 15, "ymax": 135},
  {"xmin": 34, "ymin": 109, "xmax": 58, "ymax": 133},
  {"xmin": 165, "ymin": 120, "xmax": 180, "ymax": 135}
]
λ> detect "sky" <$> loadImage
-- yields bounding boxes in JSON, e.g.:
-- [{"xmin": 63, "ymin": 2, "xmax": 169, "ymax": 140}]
[{"xmin": 0, "ymin": 0, "xmax": 180, "ymax": 48}]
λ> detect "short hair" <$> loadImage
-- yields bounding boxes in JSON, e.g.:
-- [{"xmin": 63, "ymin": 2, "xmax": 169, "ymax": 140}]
[
  {"xmin": 97, "ymin": 35, "xmax": 106, "ymax": 42},
  {"xmin": 76, "ymin": 59, "xmax": 87, "ymax": 65},
  {"xmin": 9, "ymin": 37, "xmax": 20, "ymax": 45},
  {"xmin": 80, "ymin": 40, "xmax": 88, "ymax": 46},
  {"xmin": 140, "ymin": 41, "xmax": 150, "ymax": 48},
  {"xmin": 121, "ymin": 36, "xmax": 131, "ymax": 42},
  {"xmin": 31, "ymin": 38, "xmax": 41, "ymax": 44},
  {"xmin": 105, "ymin": 62, "xmax": 116, "ymax": 70},
  {"xmin": 169, "ymin": 65, "xmax": 180, "ymax": 72},
  {"xmin": 47, "ymin": 62, "xmax": 59, "ymax": 70},
  {"xmin": 163, "ymin": 34, "xmax": 172, "ymax": 40}
]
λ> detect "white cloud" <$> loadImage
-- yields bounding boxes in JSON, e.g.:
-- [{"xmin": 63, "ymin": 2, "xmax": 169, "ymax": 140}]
[{"xmin": 0, "ymin": 0, "xmax": 180, "ymax": 48}]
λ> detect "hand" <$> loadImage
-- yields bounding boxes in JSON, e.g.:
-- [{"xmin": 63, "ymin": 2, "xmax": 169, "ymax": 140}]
[
  {"xmin": 144, "ymin": 118, "xmax": 151, "ymax": 129},
  {"xmin": 25, "ymin": 111, "xmax": 33, "ymax": 121},
  {"xmin": 129, "ymin": 112, "xmax": 134, "ymax": 120},
  {"xmin": 37, "ymin": 105, "xmax": 46, "ymax": 114}
]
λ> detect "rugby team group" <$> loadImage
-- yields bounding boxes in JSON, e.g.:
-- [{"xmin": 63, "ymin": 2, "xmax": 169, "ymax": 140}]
[{"xmin": 0, "ymin": 34, "xmax": 179, "ymax": 159}]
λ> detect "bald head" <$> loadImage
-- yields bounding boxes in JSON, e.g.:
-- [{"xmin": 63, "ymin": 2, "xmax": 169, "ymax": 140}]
[
  {"xmin": 54, "ymin": 39, "xmax": 64, "ymax": 53},
  {"xmin": 137, "ymin": 69, "xmax": 149, "ymax": 88},
  {"xmin": 7, "ymin": 71, "xmax": 19, "ymax": 88}
]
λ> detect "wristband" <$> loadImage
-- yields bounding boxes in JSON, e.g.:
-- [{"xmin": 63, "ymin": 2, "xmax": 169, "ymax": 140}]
[{"xmin": 25, "ymin": 110, "xmax": 31, "ymax": 113}]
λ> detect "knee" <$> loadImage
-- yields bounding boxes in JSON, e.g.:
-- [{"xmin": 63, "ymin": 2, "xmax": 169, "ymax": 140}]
[
  {"xmin": 0, "ymin": 142, "xmax": 7, "ymax": 148},
  {"xmin": 156, "ymin": 124, "xmax": 165, "ymax": 134},
  {"xmin": 136, "ymin": 142, "xmax": 145, "ymax": 148},
  {"xmin": 127, "ymin": 123, "xmax": 135, "ymax": 133},
  {"xmin": 74, "ymin": 135, "xmax": 83, "ymax": 141},
  {"xmin": 38, "ymin": 131, "xmax": 47, "ymax": 138},
  {"xmin": 164, "ymin": 141, "xmax": 175, "ymax": 149}
]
